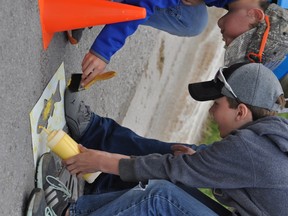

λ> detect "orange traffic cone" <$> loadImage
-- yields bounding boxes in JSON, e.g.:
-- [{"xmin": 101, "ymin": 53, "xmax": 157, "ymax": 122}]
[{"xmin": 38, "ymin": 0, "xmax": 146, "ymax": 49}]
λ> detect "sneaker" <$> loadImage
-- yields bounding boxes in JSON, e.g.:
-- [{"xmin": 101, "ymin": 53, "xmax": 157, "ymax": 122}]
[
  {"xmin": 57, "ymin": 166, "xmax": 79, "ymax": 201},
  {"xmin": 36, "ymin": 153, "xmax": 58, "ymax": 189},
  {"xmin": 66, "ymin": 28, "xmax": 84, "ymax": 45},
  {"xmin": 64, "ymin": 88, "xmax": 92, "ymax": 141},
  {"xmin": 36, "ymin": 152, "xmax": 77, "ymax": 215},
  {"xmin": 26, "ymin": 188, "xmax": 57, "ymax": 216}
]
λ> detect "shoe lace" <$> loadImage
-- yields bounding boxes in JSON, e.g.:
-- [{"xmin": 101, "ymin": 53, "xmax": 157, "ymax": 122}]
[
  {"xmin": 45, "ymin": 206, "xmax": 57, "ymax": 216},
  {"xmin": 46, "ymin": 175, "xmax": 72, "ymax": 201}
]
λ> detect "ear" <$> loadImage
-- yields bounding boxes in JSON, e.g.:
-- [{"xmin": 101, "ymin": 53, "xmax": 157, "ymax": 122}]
[
  {"xmin": 247, "ymin": 8, "xmax": 265, "ymax": 22},
  {"xmin": 235, "ymin": 103, "xmax": 252, "ymax": 121}
]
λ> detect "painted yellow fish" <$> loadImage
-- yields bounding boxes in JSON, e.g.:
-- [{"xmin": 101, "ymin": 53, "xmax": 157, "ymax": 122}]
[{"xmin": 37, "ymin": 81, "xmax": 61, "ymax": 134}]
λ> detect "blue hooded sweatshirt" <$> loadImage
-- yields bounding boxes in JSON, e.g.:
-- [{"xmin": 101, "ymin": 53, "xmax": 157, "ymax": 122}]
[{"xmin": 90, "ymin": 0, "xmax": 235, "ymax": 63}]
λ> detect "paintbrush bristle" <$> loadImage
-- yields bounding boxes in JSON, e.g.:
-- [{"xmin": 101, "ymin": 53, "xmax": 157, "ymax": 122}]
[{"xmin": 68, "ymin": 73, "xmax": 82, "ymax": 92}]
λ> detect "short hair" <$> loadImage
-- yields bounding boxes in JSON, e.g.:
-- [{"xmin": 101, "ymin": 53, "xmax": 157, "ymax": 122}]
[
  {"xmin": 259, "ymin": 0, "xmax": 270, "ymax": 11},
  {"xmin": 226, "ymin": 95, "xmax": 286, "ymax": 121}
]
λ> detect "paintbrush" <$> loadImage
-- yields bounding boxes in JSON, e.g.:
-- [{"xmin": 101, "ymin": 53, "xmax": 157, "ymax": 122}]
[{"xmin": 68, "ymin": 71, "xmax": 117, "ymax": 92}]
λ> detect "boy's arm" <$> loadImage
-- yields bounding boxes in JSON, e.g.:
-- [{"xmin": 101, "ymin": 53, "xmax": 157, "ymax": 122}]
[
  {"xmin": 90, "ymin": 0, "xmax": 181, "ymax": 61},
  {"xmin": 90, "ymin": 18, "xmax": 147, "ymax": 64},
  {"xmin": 64, "ymin": 143, "xmax": 206, "ymax": 177},
  {"xmin": 81, "ymin": 0, "xmax": 179, "ymax": 86},
  {"xmin": 119, "ymin": 136, "xmax": 255, "ymax": 188}
]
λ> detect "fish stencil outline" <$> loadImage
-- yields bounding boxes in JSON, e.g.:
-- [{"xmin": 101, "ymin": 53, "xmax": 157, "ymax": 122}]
[{"xmin": 37, "ymin": 81, "xmax": 61, "ymax": 134}]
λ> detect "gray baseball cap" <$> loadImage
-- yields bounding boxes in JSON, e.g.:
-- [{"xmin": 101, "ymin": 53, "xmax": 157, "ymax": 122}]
[{"xmin": 188, "ymin": 63, "xmax": 285, "ymax": 112}]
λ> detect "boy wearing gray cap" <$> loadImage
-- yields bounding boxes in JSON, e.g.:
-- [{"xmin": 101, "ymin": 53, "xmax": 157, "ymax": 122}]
[{"xmin": 41, "ymin": 63, "xmax": 287, "ymax": 216}]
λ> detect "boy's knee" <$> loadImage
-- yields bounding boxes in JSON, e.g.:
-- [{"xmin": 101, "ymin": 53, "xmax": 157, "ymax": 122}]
[
  {"xmin": 177, "ymin": 22, "xmax": 207, "ymax": 36},
  {"xmin": 176, "ymin": 4, "xmax": 208, "ymax": 37},
  {"xmin": 139, "ymin": 180, "xmax": 177, "ymax": 195}
]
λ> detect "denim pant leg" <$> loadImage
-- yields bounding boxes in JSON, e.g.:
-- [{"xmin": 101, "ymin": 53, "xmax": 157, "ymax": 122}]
[
  {"xmin": 69, "ymin": 189, "xmax": 129, "ymax": 216},
  {"xmin": 70, "ymin": 180, "xmax": 220, "ymax": 216},
  {"xmin": 143, "ymin": 2, "xmax": 208, "ymax": 37},
  {"xmin": 79, "ymin": 113, "xmax": 173, "ymax": 155},
  {"xmin": 79, "ymin": 113, "xmax": 174, "ymax": 194}
]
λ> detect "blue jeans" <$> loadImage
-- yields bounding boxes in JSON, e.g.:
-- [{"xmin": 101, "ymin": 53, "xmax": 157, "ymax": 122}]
[
  {"xmin": 143, "ymin": 2, "xmax": 208, "ymax": 37},
  {"xmin": 79, "ymin": 113, "xmax": 175, "ymax": 194},
  {"xmin": 114, "ymin": 0, "xmax": 208, "ymax": 37},
  {"xmin": 79, "ymin": 114, "xmax": 175, "ymax": 155},
  {"xmin": 69, "ymin": 180, "xmax": 227, "ymax": 216}
]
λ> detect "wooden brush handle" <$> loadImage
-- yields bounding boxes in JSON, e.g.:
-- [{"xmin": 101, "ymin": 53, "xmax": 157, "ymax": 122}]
[{"xmin": 84, "ymin": 71, "xmax": 117, "ymax": 89}]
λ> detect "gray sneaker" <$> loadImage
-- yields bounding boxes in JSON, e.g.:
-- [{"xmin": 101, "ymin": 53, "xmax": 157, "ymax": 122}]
[
  {"xmin": 26, "ymin": 188, "xmax": 57, "ymax": 216},
  {"xmin": 36, "ymin": 152, "xmax": 77, "ymax": 216},
  {"xmin": 64, "ymin": 88, "xmax": 92, "ymax": 142}
]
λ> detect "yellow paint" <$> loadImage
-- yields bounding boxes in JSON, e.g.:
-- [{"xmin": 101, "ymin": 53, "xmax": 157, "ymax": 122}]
[
  {"xmin": 42, "ymin": 98, "xmax": 53, "ymax": 121},
  {"xmin": 67, "ymin": 78, "xmax": 71, "ymax": 87},
  {"xmin": 33, "ymin": 146, "xmax": 37, "ymax": 154}
]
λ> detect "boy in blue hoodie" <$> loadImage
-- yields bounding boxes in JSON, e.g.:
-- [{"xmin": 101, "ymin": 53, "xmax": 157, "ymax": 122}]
[{"xmin": 72, "ymin": 0, "xmax": 235, "ymax": 87}]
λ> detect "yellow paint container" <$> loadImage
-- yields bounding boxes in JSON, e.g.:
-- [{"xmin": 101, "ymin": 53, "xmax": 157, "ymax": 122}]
[{"xmin": 43, "ymin": 128, "xmax": 100, "ymax": 183}]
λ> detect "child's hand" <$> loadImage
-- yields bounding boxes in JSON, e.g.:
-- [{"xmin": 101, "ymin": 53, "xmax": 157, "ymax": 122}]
[
  {"xmin": 63, "ymin": 144, "xmax": 101, "ymax": 178},
  {"xmin": 81, "ymin": 52, "xmax": 107, "ymax": 87},
  {"xmin": 171, "ymin": 144, "xmax": 196, "ymax": 156},
  {"xmin": 63, "ymin": 144, "xmax": 129, "ymax": 178}
]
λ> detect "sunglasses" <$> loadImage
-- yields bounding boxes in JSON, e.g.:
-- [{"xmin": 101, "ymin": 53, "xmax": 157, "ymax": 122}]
[{"xmin": 214, "ymin": 67, "xmax": 240, "ymax": 102}]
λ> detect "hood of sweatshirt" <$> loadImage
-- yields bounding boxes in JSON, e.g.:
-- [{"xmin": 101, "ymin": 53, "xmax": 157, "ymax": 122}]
[{"xmin": 244, "ymin": 116, "xmax": 288, "ymax": 153}]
